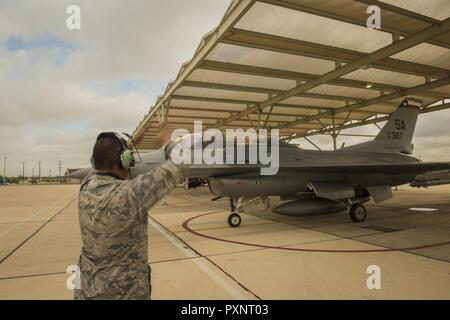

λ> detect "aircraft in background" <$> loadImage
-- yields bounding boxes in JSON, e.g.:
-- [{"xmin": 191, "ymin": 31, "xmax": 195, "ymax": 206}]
[{"xmin": 72, "ymin": 98, "xmax": 450, "ymax": 227}]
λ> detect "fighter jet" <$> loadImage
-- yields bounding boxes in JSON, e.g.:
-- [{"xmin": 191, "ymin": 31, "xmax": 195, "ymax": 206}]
[
  {"xmin": 74, "ymin": 98, "xmax": 450, "ymax": 227},
  {"xmin": 161, "ymin": 98, "xmax": 450, "ymax": 227}
]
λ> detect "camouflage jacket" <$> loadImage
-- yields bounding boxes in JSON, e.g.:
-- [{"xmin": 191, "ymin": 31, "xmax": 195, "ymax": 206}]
[{"xmin": 75, "ymin": 161, "xmax": 181, "ymax": 300}]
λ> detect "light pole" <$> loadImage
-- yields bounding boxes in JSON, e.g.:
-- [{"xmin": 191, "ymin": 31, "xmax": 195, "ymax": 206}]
[
  {"xmin": 3, "ymin": 154, "xmax": 6, "ymax": 184},
  {"xmin": 58, "ymin": 161, "xmax": 63, "ymax": 183}
]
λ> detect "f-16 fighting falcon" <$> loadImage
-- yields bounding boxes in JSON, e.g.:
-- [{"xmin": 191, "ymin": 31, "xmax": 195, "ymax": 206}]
[{"xmin": 72, "ymin": 98, "xmax": 450, "ymax": 228}]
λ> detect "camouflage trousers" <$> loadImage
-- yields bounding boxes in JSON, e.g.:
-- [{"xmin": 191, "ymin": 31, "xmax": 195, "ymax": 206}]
[{"xmin": 74, "ymin": 265, "xmax": 152, "ymax": 300}]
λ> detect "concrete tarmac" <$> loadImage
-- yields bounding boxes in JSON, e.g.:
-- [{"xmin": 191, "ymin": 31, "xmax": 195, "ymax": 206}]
[{"xmin": 0, "ymin": 184, "xmax": 449, "ymax": 299}]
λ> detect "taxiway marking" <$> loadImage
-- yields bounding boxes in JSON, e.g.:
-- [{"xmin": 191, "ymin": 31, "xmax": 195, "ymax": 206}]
[
  {"xmin": 0, "ymin": 192, "xmax": 76, "ymax": 239},
  {"xmin": 148, "ymin": 217, "xmax": 248, "ymax": 300},
  {"xmin": 182, "ymin": 211, "xmax": 450, "ymax": 253}
]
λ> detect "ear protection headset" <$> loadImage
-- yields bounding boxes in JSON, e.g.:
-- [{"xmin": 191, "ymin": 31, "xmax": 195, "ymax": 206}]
[{"xmin": 91, "ymin": 132, "xmax": 135, "ymax": 171}]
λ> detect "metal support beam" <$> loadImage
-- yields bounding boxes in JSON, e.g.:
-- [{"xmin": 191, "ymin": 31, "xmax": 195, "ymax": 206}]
[
  {"xmin": 257, "ymin": 106, "xmax": 261, "ymax": 129},
  {"xmin": 182, "ymin": 80, "xmax": 398, "ymax": 106},
  {"xmin": 222, "ymin": 28, "xmax": 450, "ymax": 78},
  {"xmin": 336, "ymin": 133, "xmax": 377, "ymax": 138},
  {"xmin": 246, "ymin": 114, "xmax": 255, "ymax": 127},
  {"xmin": 303, "ymin": 137, "xmax": 322, "ymax": 151},
  {"xmin": 172, "ymin": 93, "xmax": 379, "ymax": 113},
  {"xmin": 156, "ymin": 109, "xmax": 162, "ymax": 123},
  {"xmin": 302, "ymin": 102, "xmax": 450, "ymax": 137},
  {"xmin": 264, "ymin": 105, "xmax": 274, "ymax": 128},
  {"xmin": 282, "ymin": 77, "xmax": 450, "ymax": 129},
  {"xmin": 336, "ymin": 111, "xmax": 353, "ymax": 136},
  {"xmin": 331, "ymin": 110, "xmax": 337, "ymax": 151},
  {"xmin": 168, "ymin": 106, "xmax": 234, "ymax": 114},
  {"xmin": 214, "ymin": 18, "xmax": 450, "ymax": 128},
  {"xmin": 198, "ymin": 60, "xmax": 448, "ymax": 100},
  {"xmin": 166, "ymin": 106, "xmax": 353, "ymax": 120}
]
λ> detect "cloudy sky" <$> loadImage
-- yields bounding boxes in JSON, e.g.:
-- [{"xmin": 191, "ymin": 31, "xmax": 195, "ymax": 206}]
[
  {"xmin": 0, "ymin": 0, "xmax": 230, "ymax": 176},
  {"xmin": 1, "ymin": 0, "xmax": 449, "ymax": 177}
]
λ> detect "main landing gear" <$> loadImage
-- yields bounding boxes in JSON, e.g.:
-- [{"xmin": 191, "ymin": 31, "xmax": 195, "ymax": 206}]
[
  {"xmin": 228, "ymin": 198, "xmax": 242, "ymax": 228},
  {"xmin": 349, "ymin": 203, "xmax": 367, "ymax": 222}
]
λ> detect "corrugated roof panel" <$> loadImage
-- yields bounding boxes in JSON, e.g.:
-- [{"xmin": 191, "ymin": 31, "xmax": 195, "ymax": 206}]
[
  {"xmin": 271, "ymin": 106, "xmax": 319, "ymax": 116},
  {"xmin": 168, "ymin": 109, "xmax": 230, "ymax": 119},
  {"xmin": 333, "ymin": 111, "xmax": 373, "ymax": 120},
  {"xmin": 292, "ymin": 123, "xmax": 327, "ymax": 129},
  {"xmin": 280, "ymin": 128, "xmax": 308, "ymax": 135},
  {"xmin": 207, "ymin": 43, "xmax": 336, "ymax": 74},
  {"xmin": 236, "ymin": 1, "xmax": 393, "ymax": 53},
  {"xmin": 391, "ymin": 42, "xmax": 450, "ymax": 69},
  {"xmin": 248, "ymin": 114, "xmax": 297, "ymax": 122},
  {"xmin": 187, "ymin": 69, "xmax": 296, "ymax": 91},
  {"xmin": 430, "ymin": 84, "xmax": 450, "ymax": 95},
  {"xmin": 282, "ymin": 96, "xmax": 346, "ymax": 108},
  {"xmin": 358, "ymin": 104, "xmax": 398, "ymax": 113},
  {"xmin": 167, "ymin": 117, "xmax": 217, "ymax": 125},
  {"xmin": 170, "ymin": 98, "xmax": 246, "ymax": 112},
  {"xmin": 307, "ymin": 84, "xmax": 381, "ymax": 100},
  {"xmin": 174, "ymin": 86, "xmax": 269, "ymax": 102},
  {"xmin": 343, "ymin": 68, "xmax": 426, "ymax": 87},
  {"xmin": 382, "ymin": 0, "xmax": 450, "ymax": 21},
  {"xmin": 228, "ymin": 120, "xmax": 278, "ymax": 126}
]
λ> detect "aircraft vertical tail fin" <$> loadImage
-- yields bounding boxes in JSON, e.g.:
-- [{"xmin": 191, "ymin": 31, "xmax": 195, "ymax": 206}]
[
  {"xmin": 344, "ymin": 98, "xmax": 421, "ymax": 154},
  {"xmin": 374, "ymin": 98, "xmax": 421, "ymax": 153}
]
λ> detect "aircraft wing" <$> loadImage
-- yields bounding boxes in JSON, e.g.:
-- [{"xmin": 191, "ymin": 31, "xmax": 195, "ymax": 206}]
[
  {"xmin": 181, "ymin": 162, "xmax": 450, "ymax": 178},
  {"xmin": 284, "ymin": 162, "xmax": 450, "ymax": 174}
]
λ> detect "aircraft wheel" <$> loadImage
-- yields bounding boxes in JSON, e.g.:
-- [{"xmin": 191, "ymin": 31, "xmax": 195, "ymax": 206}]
[
  {"xmin": 228, "ymin": 213, "xmax": 242, "ymax": 228},
  {"xmin": 349, "ymin": 204, "xmax": 367, "ymax": 223}
]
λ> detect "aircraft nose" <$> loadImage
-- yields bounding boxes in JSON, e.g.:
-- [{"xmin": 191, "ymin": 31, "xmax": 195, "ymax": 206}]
[{"xmin": 130, "ymin": 149, "xmax": 167, "ymax": 177}]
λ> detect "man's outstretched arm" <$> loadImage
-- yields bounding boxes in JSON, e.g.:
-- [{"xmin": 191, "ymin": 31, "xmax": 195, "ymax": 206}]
[
  {"xmin": 126, "ymin": 121, "xmax": 182, "ymax": 211},
  {"xmin": 126, "ymin": 160, "xmax": 182, "ymax": 211}
]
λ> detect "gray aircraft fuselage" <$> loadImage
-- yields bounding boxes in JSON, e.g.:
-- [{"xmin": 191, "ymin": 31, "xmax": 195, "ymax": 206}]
[
  {"xmin": 127, "ymin": 137, "xmax": 431, "ymax": 201},
  {"xmin": 201, "ymin": 145, "xmax": 421, "ymax": 198}
]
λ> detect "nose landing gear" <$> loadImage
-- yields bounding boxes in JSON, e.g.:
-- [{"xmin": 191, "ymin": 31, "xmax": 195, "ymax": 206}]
[
  {"xmin": 228, "ymin": 213, "xmax": 242, "ymax": 228},
  {"xmin": 228, "ymin": 198, "xmax": 242, "ymax": 228}
]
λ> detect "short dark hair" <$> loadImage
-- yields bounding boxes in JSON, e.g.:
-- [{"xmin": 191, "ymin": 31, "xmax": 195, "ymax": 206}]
[{"xmin": 92, "ymin": 137, "xmax": 122, "ymax": 170}]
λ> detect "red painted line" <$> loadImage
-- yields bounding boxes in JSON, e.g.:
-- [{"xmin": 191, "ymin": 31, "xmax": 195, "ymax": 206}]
[{"xmin": 182, "ymin": 212, "xmax": 450, "ymax": 253}]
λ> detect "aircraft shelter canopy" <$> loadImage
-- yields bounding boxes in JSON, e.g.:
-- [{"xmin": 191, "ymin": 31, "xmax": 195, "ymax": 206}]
[{"xmin": 133, "ymin": 0, "xmax": 450, "ymax": 150}]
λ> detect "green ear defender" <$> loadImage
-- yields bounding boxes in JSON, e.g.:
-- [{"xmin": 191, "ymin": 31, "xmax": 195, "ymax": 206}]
[
  {"xmin": 120, "ymin": 149, "xmax": 135, "ymax": 171},
  {"xmin": 94, "ymin": 132, "xmax": 136, "ymax": 171}
]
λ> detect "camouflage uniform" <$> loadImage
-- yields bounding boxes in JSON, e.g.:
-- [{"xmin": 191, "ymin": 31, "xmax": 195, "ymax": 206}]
[{"xmin": 74, "ymin": 161, "xmax": 181, "ymax": 300}]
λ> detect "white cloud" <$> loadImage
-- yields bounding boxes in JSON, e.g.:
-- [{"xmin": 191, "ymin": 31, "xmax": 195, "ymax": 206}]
[{"xmin": 0, "ymin": 0, "xmax": 230, "ymax": 176}]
